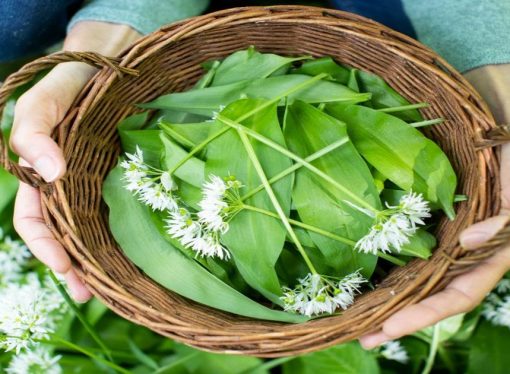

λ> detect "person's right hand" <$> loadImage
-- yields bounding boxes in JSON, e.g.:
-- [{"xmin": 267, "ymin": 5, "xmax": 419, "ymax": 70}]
[{"xmin": 10, "ymin": 21, "xmax": 140, "ymax": 301}]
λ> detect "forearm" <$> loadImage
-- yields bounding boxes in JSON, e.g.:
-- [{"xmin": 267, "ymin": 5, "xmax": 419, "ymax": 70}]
[{"xmin": 464, "ymin": 65, "xmax": 510, "ymax": 124}]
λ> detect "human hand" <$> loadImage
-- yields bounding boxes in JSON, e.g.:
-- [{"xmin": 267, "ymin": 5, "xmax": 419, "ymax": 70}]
[
  {"xmin": 11, "ymin": 21, "xmax": 140, "ymax": 302},
  {"xmin": 360, "ymin": 64, "xmax": 510, "ymax": 349}
]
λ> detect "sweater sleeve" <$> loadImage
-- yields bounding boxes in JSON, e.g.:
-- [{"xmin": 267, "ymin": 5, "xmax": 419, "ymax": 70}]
[
  {"xmin": 67, "ymin": 0, "xmax": 209, "ymax": 35},
  {"xmin": 401, "ymin": 0, "xmax": 510, "ymax": 72}
]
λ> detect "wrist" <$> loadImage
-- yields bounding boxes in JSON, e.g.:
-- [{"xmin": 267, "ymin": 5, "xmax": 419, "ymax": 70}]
[{"xmin": 463, "ymin": 64, "xmax": 510, "ymax": 124}]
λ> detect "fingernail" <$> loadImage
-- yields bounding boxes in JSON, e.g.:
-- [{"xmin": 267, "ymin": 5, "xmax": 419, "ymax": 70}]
[
  {"xmin": 34, "ymin": 156, "xmax": 59, "ymax": 182},
  {"xmin": 460, "ymin": 231, "xmax": 492, "ymax": 249}
]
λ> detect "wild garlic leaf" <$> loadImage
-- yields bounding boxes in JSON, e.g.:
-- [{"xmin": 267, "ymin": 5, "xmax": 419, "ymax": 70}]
[
  {"xmin": 356, "ymin": 70, "xmax": 423, "ymax": 122},
  {"xmin": 103, "ymin": 166, "xmax": 307, "ymax": 323},
  {"xmin": 400, "ymin": 229, "xmax": 437, "ymax": 259},
  {"xmin": 211, "ymin": 46, "xmax": 310, "ymax": 86},
  {"xmin": 284, "ymin": 101, "xmax": 381, "ymax": 278},
  {"xmin": 291, "ymin": 56, "xmax": 350, "ymax": 84},
  {"xmin": 119, "ymin": 130, "xmax": 163, "ymax": 169},
  {"xmin": 327, "ymin": 104, "xmax": 457, "ymax": 219},
  {"xmin": 205, "ymin": 99, "xmax": 292, "ymax": 305},
  {"xmin": 159, "ymin": 120, "xmax": 211, "ymax": 148},
  {"xmin": 140, "ymin": 74, "xmax": 370, "ymax": 117}
]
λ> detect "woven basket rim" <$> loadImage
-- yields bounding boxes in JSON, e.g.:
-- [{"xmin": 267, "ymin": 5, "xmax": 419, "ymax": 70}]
[{"xmin": 0, "ymin": 5, "xmax": 508, "ymax": 357}]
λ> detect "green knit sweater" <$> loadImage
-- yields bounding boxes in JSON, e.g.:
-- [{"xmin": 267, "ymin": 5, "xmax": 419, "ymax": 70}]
[{"xmin": 69, "ymin": 0, "xmax": 510, "ymax": 73}]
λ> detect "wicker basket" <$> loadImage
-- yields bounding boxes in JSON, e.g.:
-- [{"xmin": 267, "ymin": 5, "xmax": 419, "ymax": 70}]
[{"xmin": 1, "ymin": 6, "xmax": 509, "ymax": 357}]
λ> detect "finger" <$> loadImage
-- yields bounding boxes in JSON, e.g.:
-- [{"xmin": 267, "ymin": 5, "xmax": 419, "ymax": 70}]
[
  {"xmin": 14, "ymin": 180, "xmax": 71, "ymax": 273},
  {"xmin": 460, "ymin": 215, "xmax": 509, "ymax": 249},
  {"xmin": 10, "ymin": 62, "xmax": 94, "ymax": 182},
  {"xmin": 360, "ymin": 245, "xmax": 510, "ymax": 348},
  {"xmin": 11, "ymin": 88, "xmax": 66, "ymax": 182},
  {"xmin": 64, "ymin": 268, "xmax": 93, "ymax": 302}
]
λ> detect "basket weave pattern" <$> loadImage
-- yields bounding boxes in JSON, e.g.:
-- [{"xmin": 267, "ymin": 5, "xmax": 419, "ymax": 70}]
[{"xmin": 1, "ymin": 6, "xmax": 509, "ymax": 356}]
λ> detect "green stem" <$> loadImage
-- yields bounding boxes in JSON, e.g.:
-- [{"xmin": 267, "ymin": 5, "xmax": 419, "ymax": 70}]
[
  {"xmin": 43, "ymin": 337, "xmax": 130, "ymax": 374},
  {"xmin": 241, "ymin": 136, "xmax": 349, "ymax": 201},
  {"xmin": 241, "ymin": 204, "xmax": 405, "ymax": 266},
  {"xmin": 237, "ymin": 129, "xmax": 318, "ymax": 275},
  {"xmin": 154, "ymin": 352, "xmax": 200, "ymax": 374},
  {"xmin": 422, "ymin": 323, "xmax": 440, "ymax": 374},
  {"xmin": 168, "ymin": 73, "xmax": 328, "ymax": 175},
  {"xmin": 241, "ymin": 356, "xmax": 296, "ymax": 373},
  {"xmin": 377, "ymin": 103, "xmax": 429, "ymax": 113},
  {"xmin": 218, "ymin": 115, "xmax": 378, "ymax": 213},
  {"xmin": 48, "ymin": 271, "xmax": 113, "ymax": 362},
  {"xmin": 410, "ymin": 118, "xmax": 444, "ymax": 128}
]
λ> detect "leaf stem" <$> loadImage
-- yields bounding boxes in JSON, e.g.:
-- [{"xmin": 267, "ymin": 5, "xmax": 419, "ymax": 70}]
[
  {"xmin": 422, "ymin": 323, "xmax": 440, "ymax": 374},
  {"xmin": 48, "ymin": 271, "xmax": 113, "ymax": 362},
  {"xmin": 237, "ymin": 129, "xmax": 318, "ymax": 275},
  {"xmin": 410, "ymin": 118, "xmax": 444, "ymax": 128},
  {"xmin": 241, "ymin": 204, "xmax": 405, "ymax": 266},
  {"xmin": 241, "ymin": 136, "xmax": 349, "ymax": 201},
  {"xmin": 42, "ymin": 337, "xmax": 130, "ymax": 374},
  {"xmin": 218, "ymin": 115, "xmax": 378, "ymax": 213},
  {"xmin": 377, "ymin": 102, "xmax": 429, "ymax": 113},
  {"xmin": 168, "ymin": 73, "xmax": 328, "ymax": 175}
]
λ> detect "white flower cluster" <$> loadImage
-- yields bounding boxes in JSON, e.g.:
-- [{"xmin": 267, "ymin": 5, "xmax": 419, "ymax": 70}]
[
  {"xmin": 0, "ymin": 230, "xmax": 31, "ymax": 287},
  {"xmin": 120, "ymin": 146, "xmax": 178, "ymax": 211},
  {"xmin": 380, "ymin": 340, "xmax": 409, "ymax": 364},
  {"xmin": 0, "ymin": 274, "xmax": 66, "ymax": 354},
  {"xmin": 355, "ymin": 191, "xmax": 431, "ymax": 255},
  {"xmin": 482, "ymin": 279, "xmax": 510, "ymax": 328},
  {"xmin": 280, "ymin": 271, "xmax": 366, "ymax": 316},
  {"xmin": 166, "ymin": 175, "xmax": 243, "ymax": 260},
  {"xmin": 6, "ymin": 347, "xmax": 62, "ymax": 374},
  {"xmin": 121, "ymin": 147, "xmax": 244, "ymax": 260}
]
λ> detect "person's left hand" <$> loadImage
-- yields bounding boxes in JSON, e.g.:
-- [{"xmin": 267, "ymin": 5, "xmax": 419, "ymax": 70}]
[{"xmin": 360, "ymin": 64, "xmax": 510, "ymax": 349}]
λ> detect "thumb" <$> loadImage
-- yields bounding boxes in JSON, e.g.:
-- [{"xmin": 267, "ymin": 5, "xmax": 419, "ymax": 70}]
[
  {"xmin": 460, "ymin": 215, "xmax": 509, "ymax": 249},
  {"xmin": 10, "ymin": 62, "xmax": 96, "ymax": 182}
]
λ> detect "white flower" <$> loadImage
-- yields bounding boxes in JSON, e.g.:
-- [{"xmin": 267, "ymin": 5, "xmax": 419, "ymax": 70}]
[
  {"xmin": 189, "ymin": 232, "xmax": 230, "ymax": 260},
  {"xmin": 2, "ymin": 236, "xmax": 31, "ymax": 265},
  {"xmin": 0, "ymin": 251, "xmax": 23, "ymax": 287},
  {"xmin": 281, "ymin": 271, "xmax": 366, "ymax": 316},
  {"xmin": 0, "ymin": 275, "xmax": 65, "ymax": 354},
  {"xmin": 483, "ymin": 295, "xmax": 510, "ymax": 328},
  {"xmin": 166, "ymin": 208, "xmax": 201, "ymax": 245},
  {"xmin": 380, "ymin": 341, "xmax": 409, "ymax": 364},
  {"xmin": 197, "ymin": 175, "xmax": 243, "ymax": 234},
  {"xmin": 496, "ymin": 279, "xmax": 510, "ymax": 294},
  {"xmin": 6, "ymin": 347, "xmax": 62, "ymax": 374},
  {"xmin": 166, "ymin": 208, "xmax": 230, "ymax": 260},
  {"xmin": 121, "ymin": 147, "xmax": 179, "ymax": 211},
  {"xmin": 354, "ymin": 191, "xmax": 430, "ymax": 255},
  {"xmin": 395, "ymin": 191, "xmax": 431, "ymax": 227},
  {"xmin": 139, "ymin": 184, "xmax": 178, "ymax": 212}
]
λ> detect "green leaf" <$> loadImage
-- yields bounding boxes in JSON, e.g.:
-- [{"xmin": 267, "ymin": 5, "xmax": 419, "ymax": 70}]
[
  {"xmin": 356, "ymin": 70, "xmax": 423, "ymax": 122},
  {"xmin": 119, "ymin": 129, "xmax": 163, "ymax": 168},
  {"xmin": 141, "ymin": 74, "xmax": 371, "ymax": 117},
  {"xmin": 118, "ymin": 112, "xmax": 150, "ymax": 132},
  {"xmin": 291, "ymin": 57, "xmax": 350, "ymax": 84},
  {"xmin": 283, "ymin": 342, "xmax": 380, "ymax": 374},
  {"xmin": 0, "ymin": 166, "xmax": 18, "ymax": 215},
  {"xmin": 103, "ymin": 166, "xmax": 307, "ymax": 323},
  {"xmin": 400, "ymin": 229, "xmax": 436, "ymax": 259},
  {"xmin": 212, "ymin": 47, "xmax": 309, "ymax": 86},
  {"xmin": 415, "ymin": 314, "xmax": 465, "ymax": 343},
  {"xmin": 327, "ymin": 104, "xmax": 457, "ymax": 219},
  {"xmin": 128, "ymin": 339, "xmax": 160, "ymax": 370},
  {"xmin": 205, "ymin": 99, "xmax": 292, "ymax": 304},
  {"xmin": 284, "ymin": 101, "xmax": 380, "ymax": 278},
  {"xmin": 160, "ymin": 121, "xmax": 211, "ymax": 148},
  {"xmin": 467, "ymin": 320, "xmax": 510, "ymax": 374},
  {"xmin": 160, "ymin": 133, "xmax": 204, "ymax": 188}
]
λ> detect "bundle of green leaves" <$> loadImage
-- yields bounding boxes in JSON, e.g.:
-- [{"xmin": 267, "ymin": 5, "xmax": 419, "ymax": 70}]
[{"xmin": 103, "ymin": 47, "xmax": 458, "ymax": 322}]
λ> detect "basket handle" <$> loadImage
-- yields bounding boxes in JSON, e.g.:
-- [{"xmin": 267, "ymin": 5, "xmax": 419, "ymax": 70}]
[{"xmin": 0, "ymin": 51, "xmax": 138, "ymax": 188}]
